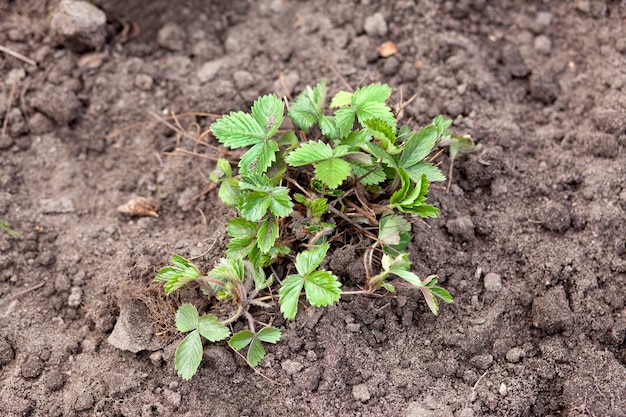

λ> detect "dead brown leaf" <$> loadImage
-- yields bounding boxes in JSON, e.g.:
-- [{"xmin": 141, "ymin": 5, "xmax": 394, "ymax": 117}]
[{"xmin": 117, "ymin": 197, "xmax": 160, "ymax": 218}]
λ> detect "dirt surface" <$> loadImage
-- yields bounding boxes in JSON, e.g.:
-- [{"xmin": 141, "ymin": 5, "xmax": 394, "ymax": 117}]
[{"xmin": 1, "ymin": 0, "xmax": 626, "ymax": 416}]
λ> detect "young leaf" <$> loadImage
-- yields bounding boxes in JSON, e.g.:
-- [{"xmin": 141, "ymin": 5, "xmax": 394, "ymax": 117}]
[
  {"xmin": 285, "ymin": 141, "xmax": 333, "ymax": 166},
  {"xmin": 211, "ymin": 111, "xmax": 266, "ymax": 148},
  {"xmin": 330, "ymin": 90, "xmax": 353, "ymax": 108},
  {"xmin": 257, "ymin": 214, "xmax": 279, "ymax": 252},
  {"xmin": 251, "ymin": 94, "xmax": 284, "ymax": 140},
  {"xmin": 175, "ymin": 330, "xmax": 203, "ymax": 380},
  {"xmin": 303, "ymin": 270, "xmax": 342, "ymax": 307},
  {"xmin": 315, "ymin": 158, "xmax": 351, "ymax": 189},
  {"xmin": 240, "ymin": 191, "xmax": 272, "ymax": 221},
  {"xmin": 268, "ymin": 187, "xmax": 294, "ymax": 217},
  {"xmin": 154, "ymin": 255, "xmax": 201, "ymax": 294},
  {"xmin": 256, "ymin": 326, "xmax": 281, "ymax": 344},
  {"xmin": 288, "ymin": 82, "xmax": 326, "ymax": 131},
  {"xmin": 239, "ymin": 139, "xmax": 279, "ymax": 175},
  {"xmin": 218, "ymin": 178, "xmax": 240, "ymax": 207},
  {"xmin": 294, "ymin": 243, "xmax": 329, "ymax": 276},
  {"xmin": 404, "ymin": 161, "xmax": 446, "ymax": 183},
  {"xmin": 209, "ymin": 257, "xmax": 245, "ymax": 283},
  {"xmin": 226, "ymin": 218, "xmax": 258, "ymax": 259},
  {"xmin": 398, "ymin": 125, "xmax": 438, "ymax": 168},
  {"xmin": 197, "ymin": 314, "xmax": 230, "ymax": 342},
  {"xmin": 175, "ymin": 303, "xmax": 200, "ymax": 332},
  {"xmin": 278, "ymin": 273, "xmax": 305, "ymax": 319},
  {"xmin": 352, "ymin": 83, "xmax": 391, "ymax": 105},
  {"xmin": 247, "ymin": 339, "xmax": 266, "ymax": 367},
  {"xmin": 229, "ymin": 330, "xmax": 254, "ymax": 350}
]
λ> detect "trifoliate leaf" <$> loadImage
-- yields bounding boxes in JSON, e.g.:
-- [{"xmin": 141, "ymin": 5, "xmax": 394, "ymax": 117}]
[
  {"xmin": 197, "ymin": 314, "xmax": 230, "ymax": 342},
  {"xmin": 257, "ymin": 214, "xmax": 279, "ymax": 252},
  {"xmin": 175, "ymin": 330, "xmax": 202, "ymax": 380},
  {"xmin": 304, "ymin": 270, "xmax": 342, "ymax": 307},
  {"xmin": 171, "ymin": 255, "xmax": 200, "ymax": 277},
  {"xmin": 294, "ymin": 243, "xmax": 329, "ymax": 276},
  {"xmin": 175, "ymin": 303, "xmax": 200, "ymax": 333},
  {"xmin": 211, "ymin": 111, "xmax": 266, "ymax": 148},
  {"xmin": 330, "ymin": 90, "xmax": 353, "ymax": 108},
  {"xmin": 251, "ymin": 94, "xmax": 284, "ymax": 140},
  {"xmin": 279, "ymin": 274, "xmax": 305, "ymax": 319},
  {"xmin": 315, "ymin": 158, "xmax": 351, "ymax": 189},
  {"xmin": 155, "ymin": 255, "xmax": 201, "ymax": 294},
  {"xmin": 285, "ymin": 141, "xmax": 333, "ymax": 166},
  {"xmin": 256, "ymin": 327, "xmax": 281, "ymax": 344}
]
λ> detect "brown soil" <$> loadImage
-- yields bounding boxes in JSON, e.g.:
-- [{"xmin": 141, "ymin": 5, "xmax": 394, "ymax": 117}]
[{"xmin": 1, "ymin": 1, "xmax": 626, "ymax": 416}]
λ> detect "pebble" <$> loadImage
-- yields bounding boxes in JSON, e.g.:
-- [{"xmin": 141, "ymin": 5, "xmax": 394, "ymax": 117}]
[
  {"xmin": 535, "ymin": 11, "xmax": 553, "ymax": 28},
  {"xmin": 364, "ymin": 13, "xmax": 388, "ymax": 37},
  {"xmin": 536, "ymin": 200, "xmax": 570, "ymax": 233},
  {"xmin": 281, "ymin": 360, "xmax": 303, "ymax": 375},
  {"xmin": 469, "ymin": 354, "xmax": 493, "ymax": 370},
  {"xmin": 534, "ymin": 35, "xmax": 552, "ymax": 55},
  {"xmin": 352, "ymin": 383, "xmax": 371, "ymax": 402},
  {"xmin": 505, "ymin": 347, "xmax": 524, "ymax": 363},
  {"xmin": 5, "ymin": 68, "xmax": 26, "ymax": 85},
  {"xmin": 50, "ymin": 0, "xmax": 107, "ymax": 52},
  {"xmin": 532, "ymin": 286, "xmax": 574, "ymax": 333},
  {"xmin": 31, "ymin": 85, "xmax": 81, "ymax": 125},
  {"xmin": 157, "ymin": 23, "xmax": 186, "ymax": 51},
  {"xmin": 197, "ymin": 59, "xmax": 224, "ymax": 84},
  {"xmin": 134, "ymin": 74, "xmax": 153, "ymax": 91},
  {"xmin": 483, "ymin": 273, "xmax": 503, "ymax": 292},
  {"xmin": 499, "ymin": 382, "xmax": 508, "ymax": 396},
  {"xmin": 68, "ymin": 286, "xmax": 83, "ymax": 307}
]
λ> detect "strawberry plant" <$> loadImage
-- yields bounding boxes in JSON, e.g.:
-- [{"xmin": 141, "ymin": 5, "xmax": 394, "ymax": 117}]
[{"xmin": 155, "ymin": 81, "xmax": 455, "ymax": 379}]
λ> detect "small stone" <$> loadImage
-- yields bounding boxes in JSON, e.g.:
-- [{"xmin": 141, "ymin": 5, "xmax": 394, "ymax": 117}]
[
  {"xmin": 499, "ymin": 382, "xmax": 508, "ymax": 396},
  {"xmin": 535, "ymin": 11, "xmax": 553, "ymax": 28},
  {"xmin": 5, "ymin": 68, "xmax": 26, "ymax": 85},
  {"xmin": 281, "ymin": 359, "xmax": 303, "ymax": 375},
  {"xmin": 67, "ymin": 286, "xmax": 82, "ymax": 307},
  {"xmin": 536, "ymin": 200, "xmax": 570, "ymax": 233},
  {"xmin": 197, "ymin": 59, "xmax": 224, "ymax": 84},
  {"xmin": 534, "ymin": 35, "xmax": 552, "ymax": 55},
  {"xmin": 233, "ymin": 70, "xmax": 254, "ymax": 90},
  {"xmin": 107, "ymin": 297, "xmax": 164, "ymax": 353},
  {"xmin": 134, "ymin": 74, "xmax": 153, "ymax": 91},
  {"xmin": 446, "ymin": 216, "xmax": 475, "ymax": 241},
  {"xmin": 21, "ymin": 356, "xmax": 44, "ymax": 379},
  {"xmin": 157, "ymin": 23, "xmax": 186, "ymax": 51},
  {"xmin": 364, "ymin": 13, "xmax": 388, "ymax": 37},
  {"xmin": 149, "ymin": 351, "xmax": 164, "ymax": 366},
  {"xmin": 505, "ymin": 347, "xmax": 524, "ymax": 363},
  {"xmin": 483, "ymin": 273, "xmax": 503, "ymax": 292},
  {"xmin": 31, "ymin": 85, "xmax": 81, "ymax": 125},
  {"xmin": 352, "ymin": 383, "xmax": 371, "ymax": 402},
  {"xmin": 469, "ymin": 354, "xmax": 493, "ymax": 370},
  {"xmin": 50, "ymin": 0, "xmax": 107, "ymax": 52},
  {"xmin": 0, "ymin": 337, "xmax": 15, "ymax": 366},
  {"xmin": 532, "ymin": 286, "xmax": 574, "ymax": 334},
  {"xmin": 502, "ymin": 45, "xmax": 529, "ymax": 78},
  {"xmin": 37, "ymin": 252, "xmax": 56, "ymax": 267}
]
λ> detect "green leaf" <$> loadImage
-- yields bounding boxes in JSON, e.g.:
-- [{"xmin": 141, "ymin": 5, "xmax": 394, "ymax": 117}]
[
  {"xmin": 405, "ymin": 162, "xmax": 446, "ymax": 183},
  {"xmin": 175, "ymin": 303, "xmax": 199, "ymax": 333},
  {"xmin": 399, "ymin": 125, "xmax": 438, "ymax": 168},
  {"xmin": 269, "ymin": 187, "xmax": 294, "ymax": 217},
  {"xmin": 319, "ymin": 115, "xmax": 340, "ymax": 139},
  {"xmin": 197, "ymin": 314, "xmax": 230, "ymax": 342},
  {"xmin": 239, "ymin": 140, "xmax": 278, "ymax": 175},
  {"xmin": 352, "ymin": 83, "xmax": 391, "ymax": 105},
  {"xmin": 304, "ymin": 270, "xmax": 342, "ymax": 307},
  {"xmin": 155, "ymin": 255, "xmax": 201, "ymax": 294},
  {"xmin": 431, "ymin": 286, "xmax": 454, "ymax": 304},
  {"xmin": 378, "ymin": 214, "xmax": 411, "ymax": 247},
  {"xmin": 334, "ymin": 107, "xmax": 356, "ymax": 138},
  {"xmin": 350, "ymin": 163, "xmax": 386, "ymax": 186},
  {"xmin": 240, "ymin": 191, "xmax": 271, "ymax": 221},
  {"xmin": 226, "ymin": 218, "xmax": 258, "ymax": 259},
  {"xmin": 251, "ymin": 94, "xmax": 284, "ymax": 140},
  {"xmin": 209, "ymin": 258, "xmax": 245, "ymax": 283},
  {"xmin": 410, "ymin": 204, "xmax": 440, "ymax": 218},
  {"xmin": 218, "ymin": 178, "xmax": 240, "ymax": 207},
  {"xmin": 175, "ymin": 330, "xmax": 203, "ymax": 380},
  {"xmin": 381, "ymin": 282, "xmax": 395, "ymax": 292},
  {"xmin": 363, "ymin": 118, "xmax": 396, "ymax": 143},
  {"xmin": 315, "ymin": 158, "xmax": 351, "ymax": 189},
  {"xmin": 257, "ymin": 214, "xmax": 279, "ymax": 252},
  {"xmin": 420, "ymin": 287, "xmax": 439, "ymax": 315},
  {"xmin": 211, "ymin": 111, "xmax": 266, "ymax": 148},
  {"xmin": 295, "ymin": 243, "xmax": 329, "ymax": 276},
  {"xmin": 256, "ymin": 327, "xmax": 281, "ymax": 344},
  {"xmin": 389, "ymin": 168, "xmax": 411, "ymax": 205},
  {"xmin": 288, "ymin": 82, "xmax": 325, "ymax": 131},
  {"xmin": 239, "ymin": 172, "xmax": 272, "ymax": 191},
  {"xmin": 330, "ymin": 90, "xmax": 353, "ymax": 108},
  {"xmin": 309, "ymin": 198, "xmax": 328, "ymax": 220},
  {"xmin": 228, "ymin": 330, "xmax": 254, "ymax": 350},
  {"xmin": 355, "ymin": 101, "xmax": 396, "ymax": 134},
  {"xmin": 279, "ymin": 273, "xmax": 305, "ymax": 319},
  {"xmin": 285, "ymin": 141, "xmax": 333, "ymax": 166},
  {"xmin": 247, "ymin": 338, "xmax": 266, "ymax": 367},
  {"xmin": 209, "ymin": 158, "xmax": 233, "ymax": 182}
]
